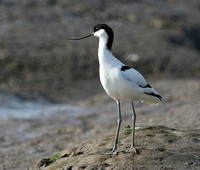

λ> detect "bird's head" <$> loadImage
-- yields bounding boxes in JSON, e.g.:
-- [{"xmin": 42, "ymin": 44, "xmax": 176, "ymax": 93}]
[
  {"xmin": 68, "ymin": 24, "xmax": 114, "ymax": 50},
  {"xmin": 93, "ymin": 24, "xmax": 114, "ymax": 50},
  {"xmin": 93, "ymin": 24, "xmax": 113, "ymax": 38}
]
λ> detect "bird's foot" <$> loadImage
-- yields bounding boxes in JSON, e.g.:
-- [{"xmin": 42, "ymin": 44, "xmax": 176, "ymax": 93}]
[
  {"xmin": 125, "ymin": 146, "xmax": 138, "ymax": 154},
  {"xmin": 107, "ymin": 149, "xmax": 118, "ymax": 155}
]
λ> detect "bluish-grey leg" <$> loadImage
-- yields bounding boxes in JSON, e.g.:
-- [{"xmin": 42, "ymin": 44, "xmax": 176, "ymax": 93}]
[
  {"xmin": 125, "ymin": 101, "xmax": 137, "ymax": 154},
  {"xmin": 109, "ymin": 101, "xmax": 122, "ymax": 154}
]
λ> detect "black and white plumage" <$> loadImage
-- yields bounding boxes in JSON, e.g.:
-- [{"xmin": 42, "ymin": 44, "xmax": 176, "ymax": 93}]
[{"xmin": 68, "ymin": 24, "xmax": 162, "ymax": 154}]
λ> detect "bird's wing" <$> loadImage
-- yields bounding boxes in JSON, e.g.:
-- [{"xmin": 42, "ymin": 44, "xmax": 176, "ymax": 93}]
[
  {"xmin": 120, "ymin": 66, "xmax": 162, "ymax": 102},
  {"xmin": 121, "ymin": 67, "xmax": 148, "ymax": 88}
]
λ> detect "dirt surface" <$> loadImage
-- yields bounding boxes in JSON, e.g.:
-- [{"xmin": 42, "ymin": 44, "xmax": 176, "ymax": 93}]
[
  {"xmin": 30, "ymin": 126, "xmax": 200, "ymax": 170},
  {"xmin": 0, "ymin": 79, "xmax": 200, "ymax": 170}
]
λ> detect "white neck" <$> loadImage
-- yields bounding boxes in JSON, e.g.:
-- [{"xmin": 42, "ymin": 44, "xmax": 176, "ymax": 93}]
[
  {"xmin": 98, "ymin": 37, "xmax": 110, "ymax": 61},
  {"xmin": 97, "ymin": 37, "xmax": 121, "ymax": 68}
]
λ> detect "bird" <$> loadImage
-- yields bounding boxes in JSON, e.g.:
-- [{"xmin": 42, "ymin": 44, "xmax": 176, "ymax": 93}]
[{"xmin": 68, "ymin": 24, "xmax": 162, "ymax": 154}]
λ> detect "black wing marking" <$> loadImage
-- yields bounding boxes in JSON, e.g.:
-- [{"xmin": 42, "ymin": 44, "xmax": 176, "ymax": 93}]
[
  {"xmin": 140, "ymin": 83, "xmax": 152, "ymax": 88},
  {"xmin": 144, "ymin": 92, "xmax": 162, "ymax": 101},
  {"xmin": 121, "ymin": 66, "xmax": 131, "ymax": 71}
]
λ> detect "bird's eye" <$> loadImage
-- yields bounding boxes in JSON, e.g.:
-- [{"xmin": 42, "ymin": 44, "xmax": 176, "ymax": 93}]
[{"xmin": 94, "ymin": 27, "xmax": 100, "ymax": 32}]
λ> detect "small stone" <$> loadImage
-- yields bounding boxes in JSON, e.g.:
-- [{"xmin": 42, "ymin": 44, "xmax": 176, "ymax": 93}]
[{"xmin": 186, "ymin": 162, "xmax": 193, "ymax": 165}]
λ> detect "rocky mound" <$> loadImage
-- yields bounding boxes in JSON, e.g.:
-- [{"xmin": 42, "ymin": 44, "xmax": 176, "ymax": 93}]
[{"xmin": 30, "ymin": 126, "xmax": 200, "ymax": 169}]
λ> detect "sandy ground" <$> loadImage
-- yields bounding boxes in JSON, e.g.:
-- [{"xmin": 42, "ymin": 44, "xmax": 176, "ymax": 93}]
[
  {"xmin": 32, "ymin": 126, "xmax": 200, "ymax": 170},
  {"xmin": 0, "ymin": 78, "xmax": 200, "ymax": 169}
]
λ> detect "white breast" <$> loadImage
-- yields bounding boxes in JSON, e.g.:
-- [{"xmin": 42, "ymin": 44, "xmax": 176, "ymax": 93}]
[{"xmin": 99, "ymin": 65, "xmax": 121, "ymax": 99}]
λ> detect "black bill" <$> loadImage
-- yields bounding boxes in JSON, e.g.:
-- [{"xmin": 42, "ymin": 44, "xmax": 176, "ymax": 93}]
[{"xmin": 67, "ymin": 34, "xmax": 92, "ymax": 40}]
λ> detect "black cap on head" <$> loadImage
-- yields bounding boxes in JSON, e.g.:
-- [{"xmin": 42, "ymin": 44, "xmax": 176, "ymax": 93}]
[{"xmin": 93, "ymin": 24, "xmax": 114, "ymax": 50}]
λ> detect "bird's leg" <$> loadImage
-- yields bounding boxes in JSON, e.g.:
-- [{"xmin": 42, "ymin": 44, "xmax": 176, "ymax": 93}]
[
  {"xmin": 109, "ymin": 101, "xmax": 122, "ymax": 155},
  {"xmin": 125, "ymin": 101, "xmax": 137, "ymax": 154}
]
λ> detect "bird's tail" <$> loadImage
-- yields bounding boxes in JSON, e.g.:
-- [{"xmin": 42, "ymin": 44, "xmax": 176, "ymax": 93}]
[{"xmin": 141, "ymin": 88, "xmax": 162, "ymax": 105}]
